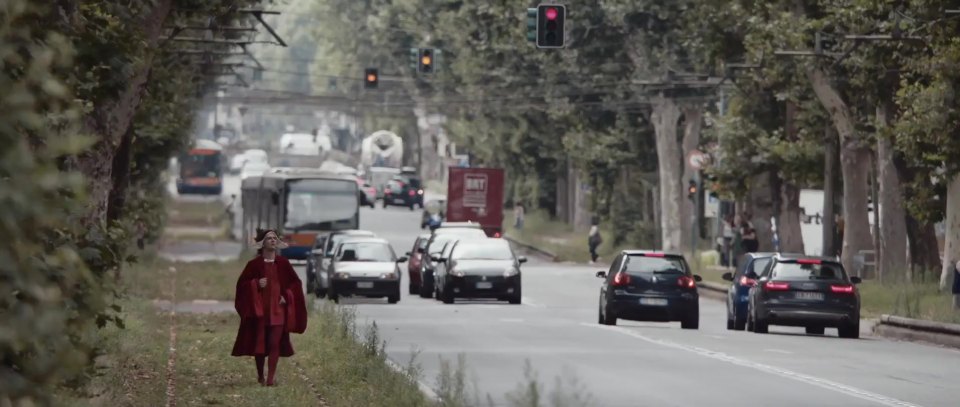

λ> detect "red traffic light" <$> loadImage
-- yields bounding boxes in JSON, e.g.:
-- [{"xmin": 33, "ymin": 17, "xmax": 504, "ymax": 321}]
[{"xmin": 545, "ymin": 7, "xmax": 558, "ymax": 20}]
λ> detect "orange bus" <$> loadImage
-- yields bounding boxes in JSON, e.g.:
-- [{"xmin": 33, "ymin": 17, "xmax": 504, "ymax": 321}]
[{"xmin": 176, "ymin": 139, "xmax": 224, "ymax": 195}]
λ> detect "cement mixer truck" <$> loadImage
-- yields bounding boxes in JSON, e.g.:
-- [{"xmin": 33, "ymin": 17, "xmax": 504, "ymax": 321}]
[{"xmin": 361, "ymin": 130, "xmax": 405, "ymax": 200}]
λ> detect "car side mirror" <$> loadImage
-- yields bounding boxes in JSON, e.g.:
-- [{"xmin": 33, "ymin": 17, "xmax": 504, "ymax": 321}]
[
  {"xmin": 397, "ymin": 256, "xmax": 408, "ymax": 263},
  {"xmin": 311, "ymin": 249, "xmax": 324, "ymax": 256},
  {"xmin": 693, "ymin": 274, "xmax": 703, "ymax": 282},
  {"xmin": 416, "ymin": 247, "xmax": 425, "ymax": 254},
  {"xmin": 758, "ymin": 276, "xmax": 769, "ymax": 283},
  {"xmin": 596, "ymin": 271, "xmax": 607, "ymax": 279},
  {"xmin": 517, "ymin": 256, "xmax": 528, "ymax": 264},
  {"xmin": 850, "ymin": 276, "xmax": 862, "ymax": 284},
  {"xmin": 431, "ymin": 256, "xmax": 442, "ymax": 263},
  {"xmin": 722, "ymin": 272, "xmax": 733, "ymax": 282},
  {"xmin": 405, "ymin": 251, "xmax": 412, "ymax": 257}
]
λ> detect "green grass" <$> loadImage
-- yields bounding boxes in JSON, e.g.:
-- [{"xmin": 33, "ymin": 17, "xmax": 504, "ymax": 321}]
[
  {"xmin": 122, "ymin": 254, "xmax": 247, "ymax": 301},
  {"xmin": 503, "ymin": 209, "xmax": 627, "ymax": 263},
  {"xmin": 859, "ymin": 279, "xmax": 960, "ymax": 324},
  {"xmin": 167, "ymin": 199, "xmax": 229, "ymax": 227}
]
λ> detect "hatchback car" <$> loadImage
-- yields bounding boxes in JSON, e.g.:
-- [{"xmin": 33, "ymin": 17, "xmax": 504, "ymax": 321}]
[
  {"xmin": 382, "ymin": 177, "xmax": 424, "ymax": 210},
  {"xmin": 316, "ymin": 230, "xmax": 377, "ymax": 297},
  {"xmin": 434, "ymin": 238, "xmax": 526, "ymax": 304},
  {"xmin": 328, "ymin": 238, "xmax": 407, "ymax": 303},
  {"xmin": 404, "ymin": 233, "xmax": 431, "ymax": 294},
  {"xmin": 305, "ymin": 233, "xmax": 328, "ymax": 297},
  {"xmin": 747, "ymin": 254, "xmax": 861, "ymax": 338},
  {"xmin": 417, "ymin": 227, "xmax": 489, "ymax": 298},
  {"xmin": 596, "ymin": 250, "xmax": 702, "ymax": 329},
  {"xmin": 721, "ymin": 252, "xmax": 777, "ymax": 330}
]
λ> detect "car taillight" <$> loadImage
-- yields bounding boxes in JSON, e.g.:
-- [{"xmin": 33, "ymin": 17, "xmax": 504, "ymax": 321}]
[
  {"xmin": 830, "ymin": 284, "xmax": 855, "ymax": 294},
  {"xmin": 677, "ymin": 275, "xmax": 696, "ymax": 289},
  {"xmin": 613, "ymin": 271, "xmax": 631, "ymax": 286},
  {"xmin": 739, "ymin": 276, "xmax": 757, "ymax": 287},
  {"xmin": 643, "ymin": 252, "xmax": 665, "ymax": 257},
  {"xmin": 493, "ymin": 232, "xmax": 501, "ymax": 238},
  {"xmin": 409, "ymin": 190, "xmax": 416, "ymax": 196},
  {"xmin": 764, "ymin": 281, "xmax": 790, "ymax": 291},
  {"xmin": 385, "ymin": 188, "xmax": 392, "ymax": 194},
  {"xmin": 796, "ymin": 259, "xmax": 822, "ymax": 265}
]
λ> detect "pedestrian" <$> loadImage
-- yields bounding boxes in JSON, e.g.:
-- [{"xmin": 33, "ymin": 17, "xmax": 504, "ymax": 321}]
[
  {"xmin": 514, "ymin": 201, "xmax": 525, "ymax": 230},
  {"xmin": 231, "ymin": 228, "xmax": 308, "ymax": 386},
  {"xmin": 588, "ymin": 225, "xmax": 603, "ymax": 264},
  {"xmin": 135, "ymin": 218, "xmax": 146, "ymax": 250},
  {"xmin": 740, "ymin": 213, "xmax": 759, "ymax": 253},
  {"xmin": 722, "ymin": 215, "xmax": 735, "ymax": 268}
]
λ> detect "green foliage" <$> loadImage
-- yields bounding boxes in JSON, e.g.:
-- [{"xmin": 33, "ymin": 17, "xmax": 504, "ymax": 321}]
[{"xmin": 0, "ymin": 1, "xmax": 103, "ymax": 403}]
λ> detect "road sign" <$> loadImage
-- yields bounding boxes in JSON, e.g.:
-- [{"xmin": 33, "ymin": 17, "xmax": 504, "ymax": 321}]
[{"xmin": 687, "ymin": 150, "xmax": 708, "ymax": 170}]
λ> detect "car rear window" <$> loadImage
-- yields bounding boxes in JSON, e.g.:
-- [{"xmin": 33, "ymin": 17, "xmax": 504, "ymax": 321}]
[
  {"xmin": 623, "ymin": 255, "xmax": 687, "ymax": 275},
  {"xmin": 417, "ymin": 237, "xmax": 430, "ymax": 249},
  {"xmin": 451, "ymin": 240, "xmax": 514, "ymax": 260},
  {"xmin": 327, "ymin": 232, "xmax": 374, "ymax": 256},
  {"xmin": 771, "ymin": 262, "xmax": 847, "ymax": 281}
]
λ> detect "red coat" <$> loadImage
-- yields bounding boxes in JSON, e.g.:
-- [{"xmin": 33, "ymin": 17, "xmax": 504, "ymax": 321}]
[{"xmin": 231, "ymin": 255, "xmax": 308, "ymax": 357}]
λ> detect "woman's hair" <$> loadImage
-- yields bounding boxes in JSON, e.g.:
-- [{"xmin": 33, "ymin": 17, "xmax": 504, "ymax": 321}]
[{"xmin": 252, "ymin": 228, "xmax": 289, "ymax": 253}]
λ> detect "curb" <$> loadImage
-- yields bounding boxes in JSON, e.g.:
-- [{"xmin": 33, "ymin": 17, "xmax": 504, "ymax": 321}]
[
  {"xmin": 873, "ymin": 314, "xmax": 960, "ymax": 349},
  {"xmin": 503, "ymin": 235, "xmax": 559, "ymax": 262}
]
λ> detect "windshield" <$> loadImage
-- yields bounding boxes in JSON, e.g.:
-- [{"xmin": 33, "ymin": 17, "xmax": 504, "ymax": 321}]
[
  {"xmin": 623, "ymin": 255, "xmax": 688, "ymax": 275},
  {"xmin": 284, "ymin": 179, "xmax": 358, "ymax": 230},
  {"xmin": 336, "ymin": 242, "xmax": 395, "ymax": 262},
  {"xmin": 771, "ymin": 262, "xmax": 847, "ymax": 281},
  {"xmin": 451, "ymin": 240, "xmax": 514, "ymax": 260},
  {"xmin": 429, "ymin": 235, "xmax": 461, "ymax": 255},
  {"xmin": 180, "ymin": 152, "xmax": 221, "ymax": 178},
  {"xmin": 327, "ymin": 233, "xmax": 374, "ymax": 256}
]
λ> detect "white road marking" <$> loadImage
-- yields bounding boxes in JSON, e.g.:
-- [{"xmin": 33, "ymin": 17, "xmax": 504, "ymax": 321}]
[
  {"xmin": 521, "ymin": 296, "xmax": 544, "ymax": 307},
  {"xmin": 582, "ymin": 323, "xmax": 922, "ymax": 407},
  {"xmin": 707, "ymin": 335, "xmax": 724, "ymax": 340},
  {"xmin": 764, "ymin": 348, "xmax": 793, "ymax": 354}
]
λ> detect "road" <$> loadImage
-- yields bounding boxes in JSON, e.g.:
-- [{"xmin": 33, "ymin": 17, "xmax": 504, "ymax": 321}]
[{"xmin": 213, "ymin": 174, "xmax": 960, "ymax": 406}]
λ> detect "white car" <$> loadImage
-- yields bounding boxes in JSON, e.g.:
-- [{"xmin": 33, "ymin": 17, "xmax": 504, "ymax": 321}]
[{"xmin": 240, "ymin": 162, "xmax": 271, "ymax": 180}]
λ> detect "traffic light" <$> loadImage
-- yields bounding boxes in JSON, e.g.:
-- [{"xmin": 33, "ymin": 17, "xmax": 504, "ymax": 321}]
[
  {"xmin": 688, "ymin": 179, "xmax": 697, "ymax": 201},
  {"xmin": 409, "ymin": 48, "xmax": 419, "ymax": 71},
  {"xmin": 364, "ymin": 68, "xmax": 378, "ymax": 89},
  {"xmin": 418, "ymin": 48, "xmax": 434, "ymax": 74},
  {"xmin": 526, "ymin": 8, "xmax": 537, "ymax": 43},
  {"xmin": 536, "ymin": 4, "xmax": 565, "ymax": 48}
]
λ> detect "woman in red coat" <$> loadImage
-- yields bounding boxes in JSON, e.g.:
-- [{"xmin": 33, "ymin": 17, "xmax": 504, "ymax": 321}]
[{"xmin": 231, "ymin": 229, "xmax": 308, "ymax": 386}]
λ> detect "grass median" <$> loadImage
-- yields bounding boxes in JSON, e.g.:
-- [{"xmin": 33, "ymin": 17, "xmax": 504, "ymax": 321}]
[
  {"xmin": 61, "ymin": 248, "xmax": 594, "ymax": 406},
  {"xmin": 503, "ymin": 209, "xmax": 625, "ymax": 263}
]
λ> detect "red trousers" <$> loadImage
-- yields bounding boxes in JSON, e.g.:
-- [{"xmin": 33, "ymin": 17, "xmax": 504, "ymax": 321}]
[{"xmin": 255, "ymin": 324, "xmax": 284, "ymax": 385}]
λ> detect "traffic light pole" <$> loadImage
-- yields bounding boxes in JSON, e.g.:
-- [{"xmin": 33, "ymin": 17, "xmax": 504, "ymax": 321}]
[{"xmin": 691, "ymin": 172, "xmax": 700, "ymax": 271}]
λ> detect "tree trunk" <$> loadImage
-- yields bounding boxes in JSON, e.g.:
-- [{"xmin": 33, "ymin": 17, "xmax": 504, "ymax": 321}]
[
  {"xmin": 906, "ymin": 214, "xmax": 942, "ymax": 280},
  {"xmin": 808, "ymin": 68, "xmax": 874, "ymax": 276},
  {"xmin": 748, "ymin": 171, "xmax": 777, "ymax": 252},
  {"xmin": 680, "ymin": 106, "xmax": 703, "ymax": 253},
  {"xmin": 876, "ymin": 104, "xmax": 909, "ymax": 283},
  {"xmin": 69, "ymin": 0, "xmax": 174, "ymax": 228},
  {"xmin": 651, "ymin": 95, "xmax": 683, "ymax": 252},
  {"xmin": 106, "ymin": 127, "xmax": 134, "ymax": 224},
  {"xmin": 778, "ymin": 181, "xmax": 805, "ymax": 253},
  {"xmin": 822, "ymin": 128, "xmax": 838, "ymax": 257},
  {"xmin": 939, "ymin": 173, "xmax": 960, "ymax": 291}
]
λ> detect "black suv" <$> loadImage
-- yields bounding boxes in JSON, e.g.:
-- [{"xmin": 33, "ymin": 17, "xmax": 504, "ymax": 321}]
[{"xmin": 382, "ymin": 175, "xmax": 424, "ymax": 209}]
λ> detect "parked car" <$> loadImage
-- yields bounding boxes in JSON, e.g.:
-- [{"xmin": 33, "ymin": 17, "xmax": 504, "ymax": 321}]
[{"xmin": 595, "ymin": 250, "xmax": 702, "ymax": 329}]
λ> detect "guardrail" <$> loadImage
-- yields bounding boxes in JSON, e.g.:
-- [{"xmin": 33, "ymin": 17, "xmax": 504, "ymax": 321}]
[
  {"xmin": 697, "ymin": 281, "xmax": 728, "ymax": 294},
  {"xmin": 874, "ymin": 314, "xmax": 960, "ymax": 349}
]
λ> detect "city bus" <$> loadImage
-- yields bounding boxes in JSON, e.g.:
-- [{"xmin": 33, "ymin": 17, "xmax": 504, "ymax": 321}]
[
  {"xmin": 176, "ymin": 139, "xmax": 224, "ymax": 195},
  {"xmin": 240, "ymin": 167, "xmax": 360, "ymax": 260}
]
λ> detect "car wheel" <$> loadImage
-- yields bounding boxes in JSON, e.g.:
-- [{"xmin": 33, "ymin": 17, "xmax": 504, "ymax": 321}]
[
  {"xmin": 508, "ymin": 295, "xmax": 521, "ymax": 304},
  {"xmin": 419, "ymin": 279, "xmax": 432, "ymax": 298},
  {"xmin": 601, "ymin": 306, "xmax": 617, "ymax": 326},
  {"xmin": 681, "ymin": 309, "xmax": 699, "ymax": 330},
  {"xmin": 441, "ymin": 285, "xmax": 455, "ymax": 304},
  {"xmin": 753, "ymin": 313, "xmax": 769, "ymax": 334},
  {"xmin": 329, "ymin": 293, "xmax": 339, "ymax": 304},
  {"xmin": 388, "ymin": 293, "xmax": 400, "ymax": 304},
  {"xmin": 806, "ymin": 326, "xmax": 825, "ymax": 335},
  {"xmin": 733, "ymin": 312, "xmax": 747, "ymax": 331},
  {"xmin": 838, "ymin": 322, "xmax": 860, "ymax": 339},
  {"xmin": 409, "ymin": 204, "xmax": 415, "ymax": 211},
  {"xmin": 726, "ymin": 318, "xmax": 735, "ymax": 330},
  {"xmin": 408, "ymin": 283, "xmax": 418, "ymax": 295},
  {"xmin": 382, "ymin": 200, "xmax": 388, "ymax": 208}
]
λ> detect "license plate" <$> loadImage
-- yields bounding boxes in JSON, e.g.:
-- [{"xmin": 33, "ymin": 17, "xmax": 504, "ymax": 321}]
[
  {"xmin": 394, "ymin": 199, "xmax": 406, "ymax": 204},
  {"xmin": 357, "ymin": 282, "xmax": 374, "ymax": 289},
  {"xmin": 794, "ymin": 292, "xmax": 824, "ymax": 300},
  {"xmin": 640, "ymin": 298, "xmax": 668, "ymax": 306},
  {"xmin": 476, "ymin": 282, "xmax": 493, "ymax": 289}
]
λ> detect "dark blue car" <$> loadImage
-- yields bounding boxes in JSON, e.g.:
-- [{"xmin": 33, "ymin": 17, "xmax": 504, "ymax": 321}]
[{"xmin": 721, "ymin": 252, "xmax": 776, "ymax": 330}]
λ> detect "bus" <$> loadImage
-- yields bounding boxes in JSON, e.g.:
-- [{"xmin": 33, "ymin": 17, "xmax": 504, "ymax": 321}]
[
  {"xmin": 177, "ymin": 139, "xmax": 224, "ymax": 195},
  {"xmin": 240, "ymin": 167, "xmax": 360, "ymax": 260}
]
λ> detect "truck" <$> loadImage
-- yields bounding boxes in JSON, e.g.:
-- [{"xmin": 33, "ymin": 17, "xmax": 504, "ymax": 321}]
[
  {"xmin": 360, "ymin": 130, "xmax": 403, "ymax": 170},
  {"xmin": 445, "ymin": 167, "xmax": 505, "ymax": 238}
]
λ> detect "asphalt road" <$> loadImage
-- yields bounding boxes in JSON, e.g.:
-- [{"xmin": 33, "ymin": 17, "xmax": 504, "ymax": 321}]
[
  {"xmin": 330, "ymin": 205, "xmax": 960, "ymax": 407},
  {"xmin": 197, "ymin": 174, "xmax": 960, "ymax": 406}
]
